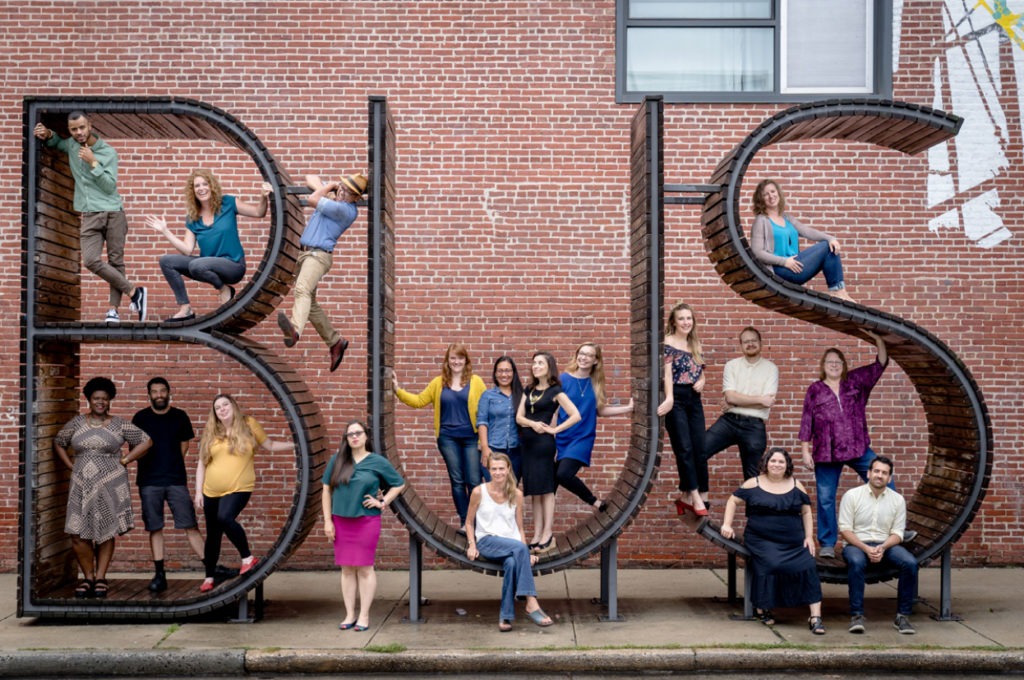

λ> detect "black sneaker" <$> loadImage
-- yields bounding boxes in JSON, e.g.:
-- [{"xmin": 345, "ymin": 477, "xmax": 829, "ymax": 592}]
[
  {"xmin": 893, "ymin": 615, "xmax": 916, "ymax": 634},
  {"xmin": 213, "ymin": 564, "xmax": 240, "ymax": 584},
  {"xmin": 129, "ymin": 287, "xmax": 148, "ymax": 322},
  {"xmin": 848, "ymin": 614, "xmax": 866, "ymax": 633},
  {"xmin": 148, "ymin": 572, "xmax": 167, "ymax": 593}
]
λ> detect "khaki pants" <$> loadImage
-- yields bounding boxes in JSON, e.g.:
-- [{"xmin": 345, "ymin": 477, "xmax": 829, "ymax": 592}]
[
  {"xmin": 81, "ymin": 210, "xmax": 133, "ymax": 308},
  {"xmin": 290, "ymin": 249, "xmax": 340, "ymax": 348}
]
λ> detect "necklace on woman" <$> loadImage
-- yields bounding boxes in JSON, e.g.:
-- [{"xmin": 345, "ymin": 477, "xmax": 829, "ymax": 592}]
[
  {"xmin": 86, "ymin": 415, "xmax": 106, "ymax": 428},
  {"xmin": 577, "ymin": 377, "xmax": 590, "ymax": 399},
  {"xmin": 528, "ymin": 386, "xmax": 548, "ymax": 414}
]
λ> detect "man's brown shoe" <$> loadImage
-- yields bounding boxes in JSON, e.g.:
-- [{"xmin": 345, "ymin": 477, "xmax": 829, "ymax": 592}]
[
  {"xmin": 330, "ymin": 338, "xmax": 349, "ymax": 372},
  {"xmin": 277, "ymin": 312, "xmax": 299, "ymax": 347}
]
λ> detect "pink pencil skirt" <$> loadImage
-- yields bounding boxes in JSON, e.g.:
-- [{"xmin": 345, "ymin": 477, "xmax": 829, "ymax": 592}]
[{"xmin": 332, "ymin": 514, "xmax": 382, "ymax": 566}]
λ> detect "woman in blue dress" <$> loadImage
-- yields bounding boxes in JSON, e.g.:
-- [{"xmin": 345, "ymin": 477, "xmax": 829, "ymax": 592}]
[
  {"xmin": 721, "ymin": 448, "xmax": 825, "ymax": 635},
  {"xmin": 147, "ymin": 169, "xmax": 272, "ymax": 321},
  {"xmin": 555, "ymin": 342, "xmax": 633, "ymax": 511}
]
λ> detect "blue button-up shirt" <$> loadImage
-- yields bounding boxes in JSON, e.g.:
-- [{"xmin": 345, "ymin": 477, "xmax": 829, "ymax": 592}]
[
  {"xmin": 299, "ymin": 197, "xmax": 357, "ymax": 252},
  {"xmin": 476, "ymin": 386, "xmax": 519, "ymax": 449}
]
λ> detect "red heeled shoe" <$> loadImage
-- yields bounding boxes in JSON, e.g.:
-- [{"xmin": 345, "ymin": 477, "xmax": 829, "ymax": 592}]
[{"xmin": 676, "ymin": 498, "xmax": 709, "ymax": 517}]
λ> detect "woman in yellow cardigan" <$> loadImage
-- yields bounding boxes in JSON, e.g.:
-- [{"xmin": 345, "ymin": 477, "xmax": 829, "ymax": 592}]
[{"xmin": 392, "ymin": 343, "xmax": 487, "ymax": 532}]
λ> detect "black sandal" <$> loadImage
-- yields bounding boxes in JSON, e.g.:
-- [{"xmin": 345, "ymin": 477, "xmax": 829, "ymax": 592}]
[
  {"xmin": 757, "ymin": 609, "xmax": 775, "ymax": 626},
  {"xmin": 74, "ymin": 579, "xmax": 94, "ymax": 599},
  {"xmin": 92, "ymin": 578, "xmax": 109, "ymax": 599},
  {"xmin": 809, "ymin": 616, "xmax": 826, "ymax": 635}
]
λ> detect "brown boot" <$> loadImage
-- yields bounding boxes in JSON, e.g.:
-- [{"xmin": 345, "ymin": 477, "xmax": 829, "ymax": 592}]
[
  {"xmin": 277, "ymin": 312, "xmax": 299, "ymax": 347},
  {"xmin": 330, "ymin": 338, "xmax": 349, "ymax": 372}
]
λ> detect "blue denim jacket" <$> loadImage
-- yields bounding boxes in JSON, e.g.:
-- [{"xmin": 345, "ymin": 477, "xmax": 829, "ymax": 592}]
[{"xmin": 476, "ymin": 387, "xmax": 519, "ymax": 449}]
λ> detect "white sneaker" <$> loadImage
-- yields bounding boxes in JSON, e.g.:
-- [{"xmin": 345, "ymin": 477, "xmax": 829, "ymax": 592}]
[{"xmin": 105, "ymin": 309, "xmax": 120, "ymax": 324}]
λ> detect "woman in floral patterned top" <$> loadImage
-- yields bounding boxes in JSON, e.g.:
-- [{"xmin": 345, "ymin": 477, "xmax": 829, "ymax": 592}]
[{"xmin": 657, "ymin": 303, "xmax": 708, "ymax": 517}]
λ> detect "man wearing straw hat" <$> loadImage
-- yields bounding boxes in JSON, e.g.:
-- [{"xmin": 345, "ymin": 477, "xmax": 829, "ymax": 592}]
[{"xmin": 277, "ymin": 172, "xmax": 368, "ymax": 372}]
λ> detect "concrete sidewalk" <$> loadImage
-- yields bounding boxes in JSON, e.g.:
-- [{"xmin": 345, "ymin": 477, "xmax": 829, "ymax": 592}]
[{"xmin": 2, "ymin": 567, "xmax": 1023, "ymax": 676}]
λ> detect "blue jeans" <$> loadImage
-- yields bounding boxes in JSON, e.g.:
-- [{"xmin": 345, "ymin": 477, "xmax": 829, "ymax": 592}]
[
  {"xmin": 160, "ymin": 253, "xmax": 246, "ymax": 305},
  {"xmin": 477, "ymin": 535, "xmax": 537, "ymax": 621},
  {"xmin": 436, "ymin": 433, "xmax": 482, "ymax": 524},
  {"xmin": 772, "ymin": 240, "xmax": 845, "ymax": 290},
  {"xmin": 844, "ymin": 542, "xmax": 918, "ymax": 616},
  {"xmin": 813, "ymin": 447, "xmax": 895, "ymax": 547}
]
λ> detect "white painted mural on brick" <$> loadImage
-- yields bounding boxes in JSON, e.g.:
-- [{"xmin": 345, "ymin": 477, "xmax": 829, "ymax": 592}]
[{"xmin": 913, "ymin": 0, "xmax": 1023, "ymax": 247}]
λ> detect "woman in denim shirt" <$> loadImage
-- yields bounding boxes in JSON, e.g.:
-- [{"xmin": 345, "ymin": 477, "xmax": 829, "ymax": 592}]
[{"xmin": 477, "ymin": 356, "xmax": 524, "ymax": 480}]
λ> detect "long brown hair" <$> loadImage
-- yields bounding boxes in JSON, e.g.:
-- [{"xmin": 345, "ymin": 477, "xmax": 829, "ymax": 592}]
[
  {"xmin": 329, "ymin": 420, "xmax": 373, "ymax": 489},
  {"xmin": 488, "ymin": 453, "xmax": 518, "ymax": 508},
  {"xmin": 441, "ymin": 343, "xmax": 473, "ymax": 387},
  {"xmin": 184, "ymin": 168, "xmax": 224, "ymax": 223},
  {"xmin": 751, "ymin": 178, "xmax": 787, "ymax": 216},
  {"xmin": 527, "ymin": 351, "xmax": 562, "ymax": 390},
  {"xmin": 569, "ymin": 342, "xmax": 607, "ymax": 408},
  {"xmin": 199, "ymin": 394, "xmax": 256, "ymax": 466},
  {"xmin": 664, "ymin": 302, "xmax": 704, "ymax": 365}
]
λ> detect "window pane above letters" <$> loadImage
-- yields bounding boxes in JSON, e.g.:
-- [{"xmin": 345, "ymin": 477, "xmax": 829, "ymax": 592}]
[
  {"xmin": 627, "ymin": 27, "xmax": 773, "ymax": 92},
  {"xmin": 617, "ymin": 0, "xmax": 891, "ymax": 103},
  {"xmin": 629, "ymin": 0, "xmax": 771, "ymax": 19}
]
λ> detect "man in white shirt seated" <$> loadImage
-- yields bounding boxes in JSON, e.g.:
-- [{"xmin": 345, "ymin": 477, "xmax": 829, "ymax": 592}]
[{"xmin": 839, "ymin": 454, "xmax": 918, "ymax": 635}]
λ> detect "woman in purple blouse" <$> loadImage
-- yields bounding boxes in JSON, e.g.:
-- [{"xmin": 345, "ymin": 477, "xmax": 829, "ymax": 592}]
[{"xmin": 798, "ymin": 330, "xmax": 888, "ymax": 558}]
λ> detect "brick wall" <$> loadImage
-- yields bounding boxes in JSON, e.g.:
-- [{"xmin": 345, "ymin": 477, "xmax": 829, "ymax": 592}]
[{"xmin": 1, "ymin": 1, "xmax": 1019, "ymax": 572}]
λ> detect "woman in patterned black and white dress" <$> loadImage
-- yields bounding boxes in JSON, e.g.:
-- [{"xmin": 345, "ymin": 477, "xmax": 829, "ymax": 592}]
[{"xmin": 53, "ymin": 376, "xmax": 152, "ymax": 599}]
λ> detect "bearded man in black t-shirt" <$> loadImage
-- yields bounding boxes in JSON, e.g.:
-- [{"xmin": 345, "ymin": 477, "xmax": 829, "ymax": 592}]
[{"xmin": 131, "ymin": 377, "xmax": 205, "ymax": 592}]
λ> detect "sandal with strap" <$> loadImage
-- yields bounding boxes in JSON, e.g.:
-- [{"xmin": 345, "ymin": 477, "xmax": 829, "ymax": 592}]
[
  {"xmin": 74, "ymin": 579, "xmax": 94, "ymax": 599},
  {"xmin": 498, "ymin": 618, "xmax": 513, "ymax": 632},
  {"xmin": 809, "ymin": 616, "xmax": 826, "ymax": 635},
  {"xmin": 526, "ymin": 607, "xmax": 553, "ymax": 627},
  {"xmin": 757, "ymin": 609, "xmax": 775, "ymax": 626},
  {"xmin": 92, "ymin": 578, "xmax": 109, "ymax": 599}
]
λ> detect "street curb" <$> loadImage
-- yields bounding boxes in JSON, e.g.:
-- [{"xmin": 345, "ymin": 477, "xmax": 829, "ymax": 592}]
[
  {"xmin": 0, "ymin": 649, "xmax": 245, "ymax": 678},
  {"xmin": 246, "ymin": 648, "xmax": 1024, "ymax": 675},
  {"xmin": 3, "ymin": 648, "xmax": 1023, "ymax": 677}
]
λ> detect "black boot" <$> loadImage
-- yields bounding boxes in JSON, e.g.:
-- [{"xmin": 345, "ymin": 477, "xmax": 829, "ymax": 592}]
[{"xmin": 148, "ymin": 560, "xmax": 167, "ymax": 592}]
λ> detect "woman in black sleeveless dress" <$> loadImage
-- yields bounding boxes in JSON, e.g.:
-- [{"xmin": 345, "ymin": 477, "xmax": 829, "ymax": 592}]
[
  {"xmin": 516, "ymin": 352, "xmax": 580, "ymax": 554},
  {"xmin": 721, "ymin": 447, "xmax": 825, "ymax": 635}
]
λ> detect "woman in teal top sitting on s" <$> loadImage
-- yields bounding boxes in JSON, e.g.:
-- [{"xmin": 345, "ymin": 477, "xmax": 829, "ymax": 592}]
[
  {"xmin": 322, "ymin": 420, "xmax": 405, "ymax": 632},
  {"xmin": 749, "ymin": 179, "xmax": 854, "ymax": 302},
  {"xmin": 146, "ymin": 169, "xmax": 272, "ymax": 321}
]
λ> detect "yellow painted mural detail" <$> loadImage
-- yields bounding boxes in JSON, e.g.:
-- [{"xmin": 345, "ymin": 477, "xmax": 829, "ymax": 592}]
[{"xmin": 975, "ymin": 0, "xmax": 1024, "ymax": 50}]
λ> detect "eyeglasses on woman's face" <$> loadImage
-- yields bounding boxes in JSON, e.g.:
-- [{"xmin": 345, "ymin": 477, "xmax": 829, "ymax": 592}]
[{"xmin": 346, "ymin": 430, "xmax": 366, "ymax": 438}]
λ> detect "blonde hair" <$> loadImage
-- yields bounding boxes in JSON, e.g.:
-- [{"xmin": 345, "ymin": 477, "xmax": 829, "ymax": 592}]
[
  {"xmin": 488, "ymin": 453, "xmax": 518, "ymax": 507},
  {"xmin": 199, "ymin": 394, "xmax": 256, "ymax": 466},
  {"xmin": 664, "ymin": 302, "xmax": 705, "ymax": 365},
  {"xmin": 570, "ymin": 342, "xmax": 608, "ymax": 408},
  {"xmin": 184, "ymin": 168, "xmax": 224, "ymax": 223}
]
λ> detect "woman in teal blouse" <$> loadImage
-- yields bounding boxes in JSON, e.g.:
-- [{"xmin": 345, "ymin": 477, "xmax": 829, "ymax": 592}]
[
  {"xmin": 146, "ymin": 169, "xmax": 271, "ymax": 321},
  {"xmin": 321, "ymin": 421, "xmax": 405, "ymax": 632}
]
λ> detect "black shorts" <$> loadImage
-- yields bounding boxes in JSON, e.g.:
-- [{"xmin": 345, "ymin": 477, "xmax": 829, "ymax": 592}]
[{"xmin": 139, "ymin": 485, "xmax": 198, "ymax": 532}]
